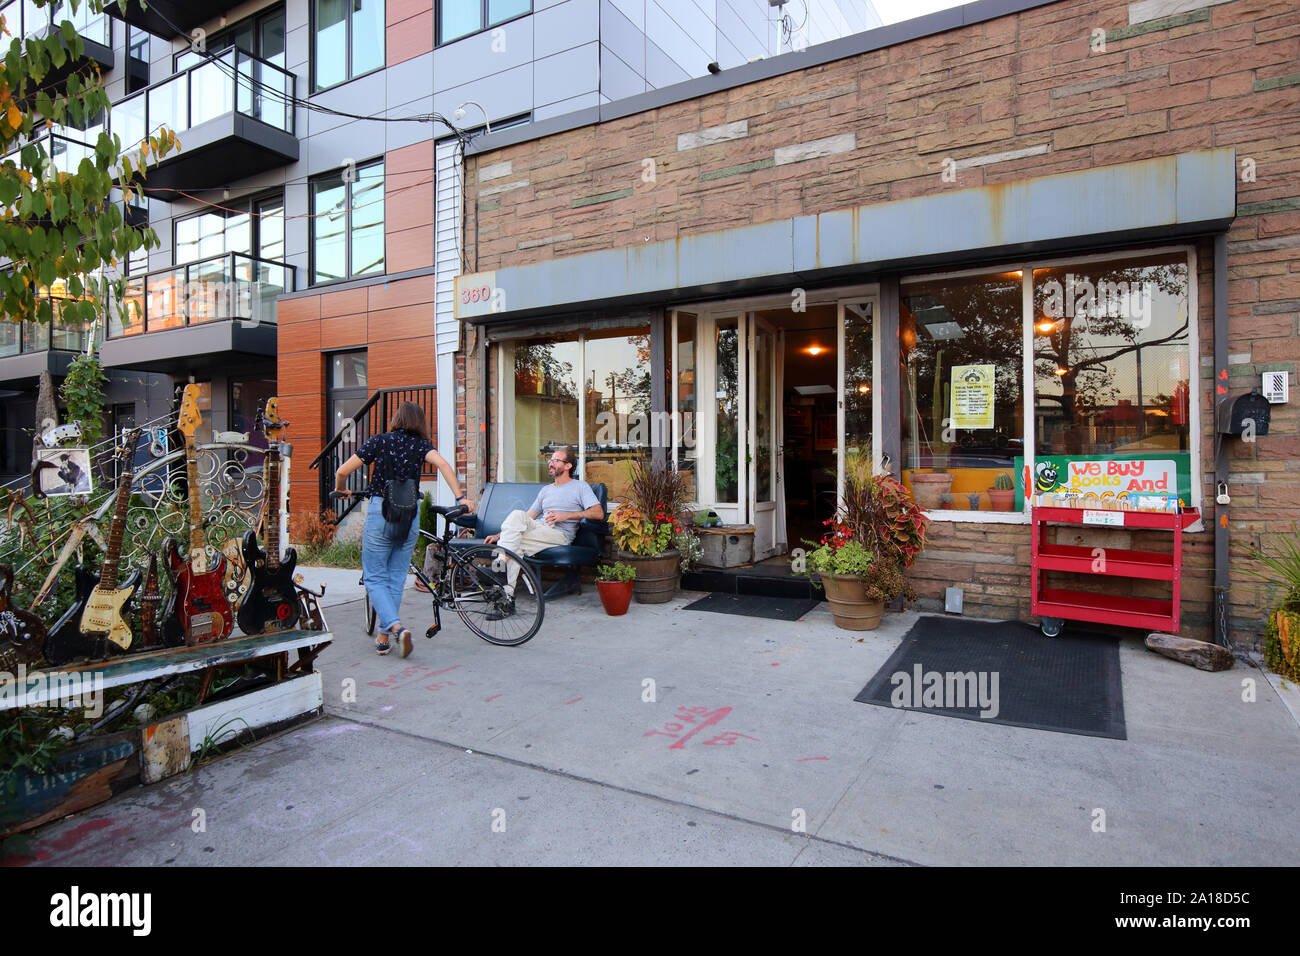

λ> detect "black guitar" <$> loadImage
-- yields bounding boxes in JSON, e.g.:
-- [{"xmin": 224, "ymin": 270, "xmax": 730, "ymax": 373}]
[
  {"xmin": 236, "ymin": 398, "xmax": 300, "ymax": 635},
  {"xmin": 41, "ymin": 564, "xmax": 100, "ymax": 666}
]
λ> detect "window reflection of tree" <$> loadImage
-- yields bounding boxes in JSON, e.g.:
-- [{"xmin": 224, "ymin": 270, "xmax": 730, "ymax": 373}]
[
  {"xmin": 901, "ymin": 273, "xmax": 1023, "ymax": 468},
  {"xmin": 1033, "ymin": 259, "xmax": 1188, "ymax": 455},
  {"xmin": 515, "ymin": 342, "xmax": 577, "ymax": 400},
  {"xmin": 716, "ymin": 326, "xmax": 739, "ymax": 501}
]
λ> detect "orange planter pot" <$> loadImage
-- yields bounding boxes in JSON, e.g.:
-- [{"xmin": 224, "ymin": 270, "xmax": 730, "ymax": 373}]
[{"xmin": 597, "ymin": 580, "xmax": 634, "ymax": 616}]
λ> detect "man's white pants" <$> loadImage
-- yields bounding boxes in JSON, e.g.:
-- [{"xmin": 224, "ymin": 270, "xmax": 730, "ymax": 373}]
[{"xmin": 496, "ymin": 510, "xmax": 568, "ymax": 594}]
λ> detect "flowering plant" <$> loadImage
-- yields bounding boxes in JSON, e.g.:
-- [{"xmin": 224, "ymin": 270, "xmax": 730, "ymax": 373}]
[{"xmin": 610, "ymin": 460, "xmax": 694, "ymax": 557}]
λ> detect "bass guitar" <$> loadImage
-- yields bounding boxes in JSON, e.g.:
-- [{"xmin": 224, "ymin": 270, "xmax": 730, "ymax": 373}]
[
  {"xmin": 0, "ymin": 565, "xmax": 46, "ymax": 673},
  {"xmin": 138, "ymin": 553, "xmax": 163, "ymax": 650},
  {"xmin": 78, "ymin": 429, "xmax": 145, "ymax": 652},
  {"xmin": 236, "ymin": 397, "xmax": 300, "ymax": 635},
  {"xmin": 164, "ymin": 384, "xmax": 233, "ymax": 645}
]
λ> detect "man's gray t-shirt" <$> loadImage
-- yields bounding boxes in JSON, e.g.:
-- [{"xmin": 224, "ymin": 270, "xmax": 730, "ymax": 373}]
[{"xmin": 529, "ymin": 480, "xmax": 601, "ymax": 543}]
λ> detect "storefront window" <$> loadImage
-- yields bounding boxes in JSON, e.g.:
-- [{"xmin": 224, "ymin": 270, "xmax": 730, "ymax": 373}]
[
  {"xmin": 901, "ymin": 270, "xmax": 1024, "ymax": 512},
  {"xmin": 844, "ymin": 300, "xmax": 873, "ymax": 461},
  {"xmin": 508, "ymin": 335, "xmax": 579, "ymax": 483},
  {"xmin": 1033, "ymin": 253, "xmax": 1190, "ymax": 457},
  {"xmin": 674, "ymin": 313, "xmax": 697, "ymax": 500},
  {"xmin": 583, "ymin": 327, "xmax": 651, "ymax": 502}
]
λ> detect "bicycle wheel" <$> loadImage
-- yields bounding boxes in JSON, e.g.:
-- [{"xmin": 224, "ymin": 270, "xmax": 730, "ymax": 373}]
[
  {"xmin": 364, "ymin": 593, "xmax": 377, "ymax": 635},
  {"xmin": 449, "ymin": 545, "xmax": 544, "ymax": 646}
]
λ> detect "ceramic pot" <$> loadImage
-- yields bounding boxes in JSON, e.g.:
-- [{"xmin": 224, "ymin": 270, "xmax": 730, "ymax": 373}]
[
  {"xmin": 597, "ymin": 579, "xmax": 634, "ymax": 616},
  {"xmin": 909, "ymin": 472, "xmax": 953, "ymax": 510},
  {"xmin": 819, "ymin": 573, "xmax": 885, "ymax": 630},
  {"xmin": 987, "ymin": 489, "xmax": 1016, "ymax": 512}
]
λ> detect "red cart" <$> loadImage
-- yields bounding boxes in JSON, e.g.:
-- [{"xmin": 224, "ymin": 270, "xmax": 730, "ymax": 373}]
[{"xmin": 1029, "ymin": 505, "xmax": 1200, "ymax": 637}]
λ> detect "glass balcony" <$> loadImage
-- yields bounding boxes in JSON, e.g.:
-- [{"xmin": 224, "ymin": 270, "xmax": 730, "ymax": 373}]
[
  {"xmin": 5, "ymin": 126, "xmax": 98, "ymax": 177},
  {"xmin": 112, "ymin": 46, "xmax": 294, "ymax": 150},
  {"xmin": 0, "ymin": 0, "xmax": 111, "ymax": 49},
  {"xmin": 108, "ymin": 253, "xmax": 293, "ymax": 338},
  {"xmin": 0, "ymin": 309, "xmax": 98, "ymax": 358}
]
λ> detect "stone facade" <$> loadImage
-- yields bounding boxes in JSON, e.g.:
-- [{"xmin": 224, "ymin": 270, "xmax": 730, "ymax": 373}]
[{"xmin": 456, "ymin": 0, "xmax": 1300, "ymax": 648}]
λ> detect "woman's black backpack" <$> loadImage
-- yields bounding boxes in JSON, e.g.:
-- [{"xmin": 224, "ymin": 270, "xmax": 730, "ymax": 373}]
[{"xmin": 380, "ymin": 435, "xmax": 423, "ymax": 539}]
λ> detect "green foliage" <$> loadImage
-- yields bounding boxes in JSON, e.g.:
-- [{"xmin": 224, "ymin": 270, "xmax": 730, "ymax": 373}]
[
  {"xmin": 297, "ymin": 540, "xmax": 363, "ymax": 568},
  {"xmin": 1265, "ymin": 609, "xmax": 1300, "ymax": 682},
  {"xmin": 805, "ymin": 538, "xmax": 875, "ymax": 578},
  {"xmin": 1242, "ymin": 522, "xmax": 1300, "ymax": 610},
  {"xmin": 992, "ymin": 472, "xmax": 1014, "ymax": 491},
  {"xmin": 413, "ymin": 492, "xmax": 436, "ymax": 566},
  {"xmin": 59, "ymin": 348, "xmax": 107, "ymax": 443},
  {"xmin": 597, "ymin": 561, "xmax": 636, "ymax": 583},
  {"xmin": 611, "ymin": 460, "xmax": 693, "ymax": 556},
  {"xmin": 0, "ymin": 0, "xmax": 177, "ymax": 332},
  {"xmin": 673, "ymin": 526, "xmax": 702, "ymax": 571},
  {"xmin": 841, "ymin": 453, "xmax": 929, "ymax": 570}
]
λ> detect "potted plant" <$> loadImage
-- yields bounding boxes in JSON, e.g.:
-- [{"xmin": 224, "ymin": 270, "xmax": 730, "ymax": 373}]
[
  {"xmin": 1243, "ymin": 523, "xmax": 1300, "ymax": 681},
  {"xmin": 596, "ymin": 561, "xmax": 636, "ymax": 616},
  {"xmin": 987, "ymin": 472, "xmax": 1016, "ymax": 511},
  {"xmin": 967, "ymin": 492, "xmax": 982, "ymax": 511},
  {"xmin": 939, "ymin": 493, "xmax": 954, "ymax": 510},
  {"xmin": 909, "ymin": 469, "xmax": 952, "ymax": 510},
  {"xmin": 610, "ymin": 460, "xmax": 693, "ymax": 604},
  {"xmin": 799, "ymin": 453, "xmax": 928, "ymax": 630}
]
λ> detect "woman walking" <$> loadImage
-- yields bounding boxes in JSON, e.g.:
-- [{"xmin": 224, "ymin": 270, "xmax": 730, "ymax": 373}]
[{"xmin": 334, "ymin": 402, "xmax": 471, "ymax": 658}]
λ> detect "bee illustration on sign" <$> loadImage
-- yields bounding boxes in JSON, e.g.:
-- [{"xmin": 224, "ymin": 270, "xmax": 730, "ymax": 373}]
[{"xmin": 1034, "ymin": 460, "xmax": 1061, "ymax": 494}]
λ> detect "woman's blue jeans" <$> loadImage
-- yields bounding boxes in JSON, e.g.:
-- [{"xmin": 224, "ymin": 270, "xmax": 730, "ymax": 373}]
[{"xmin": 361, "ymin": 496, "xmax": 419, "ymax": 632}]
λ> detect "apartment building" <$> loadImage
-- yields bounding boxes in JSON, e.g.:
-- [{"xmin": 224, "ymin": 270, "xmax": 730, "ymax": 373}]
[{"xmin": 0, "ymin": 0, "xmax": 878, "ymax": 492}]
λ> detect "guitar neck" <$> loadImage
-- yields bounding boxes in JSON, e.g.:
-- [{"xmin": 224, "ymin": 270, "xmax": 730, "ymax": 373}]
[
  {"xmin": 100, "ymin": 463, "xmax": 134, "ymax": 590},
  {"xmin": 265, "ymin": 449, "xmax": 281, "ymax": 568},
  {"xmin": 186, "ymin": 434, "xmax": 206, "ymax": 563}
]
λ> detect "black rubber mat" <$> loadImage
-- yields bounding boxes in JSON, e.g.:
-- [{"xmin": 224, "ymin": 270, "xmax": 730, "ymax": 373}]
[
  {"xmin": 854, "ymin": 615, "xmax": 1126, "ymax": 739},
  {"xmin": 682, "ymin": 592, "xmax": 821, "ymax": 621}
]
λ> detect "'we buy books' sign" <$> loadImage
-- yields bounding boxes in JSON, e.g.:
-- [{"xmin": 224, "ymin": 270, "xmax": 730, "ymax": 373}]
[{"xmin": 1015, "ymin": 452, "xmax": 1192, "ymax": 504}]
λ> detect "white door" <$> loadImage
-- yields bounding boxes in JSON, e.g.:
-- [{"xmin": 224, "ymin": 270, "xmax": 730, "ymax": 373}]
[{"xmin": 749, "ymin": 314, "xmax": 779, "ymax": 560}]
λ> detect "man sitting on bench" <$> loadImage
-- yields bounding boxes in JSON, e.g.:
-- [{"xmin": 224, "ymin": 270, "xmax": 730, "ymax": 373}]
[{"xmin": 484, "ymin": 445, "xmax": 604, "ymax": 615}]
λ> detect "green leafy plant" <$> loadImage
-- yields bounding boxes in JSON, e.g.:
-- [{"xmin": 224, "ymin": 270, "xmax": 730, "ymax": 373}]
[
  {"xmin": 1242, "ymin": 522, "xmax": 1300, "ymax": 610},
  {"xmin": 187, "ymin": 716, "xmax": 252, "ymax": 773},
  {"xmin": 59, "ymin": 349, "xmax": 108, "ymax": 444},
  {"xmin": 296, "ymin": 540, "xmax": 362, "ymax": 568},
  {"xmin": 841, "ymin": 453, "xmax": 928, "ymax": 570},
  {"xmin": 610, "ymin": 460, "xmax": 693, "ymax": 556},
  {"xmin": 597, "ymin": 561, "xmax": 636, "ymax": 583},
  {"xmin": 804, "ymin": 538, "xmax": 875, "ymax": 578},
  {"xmin": 673, "ymin": 526, "xmax": 702, "ymax": 571},
  {"xmin": 992, "ymin": 472, "xmax": 1014, "ymax": 491},
  {"xmin": 413, "ymin": 492, "xmax": 436, "ymax": 566}
]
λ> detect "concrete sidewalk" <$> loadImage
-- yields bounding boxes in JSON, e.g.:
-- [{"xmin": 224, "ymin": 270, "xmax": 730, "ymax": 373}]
[{"xmin": 15, "ymin": 586, "xmax": 1300, "ymax": 866}]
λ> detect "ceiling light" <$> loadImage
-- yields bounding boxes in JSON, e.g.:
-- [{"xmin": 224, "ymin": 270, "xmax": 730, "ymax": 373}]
[
  {"xmin": 806, "ymin": 346, "xmax": 824, "ymax": 355},
  {"xmin": 857, "ymin": 384, "xmax": 870, "ymax": 393}
]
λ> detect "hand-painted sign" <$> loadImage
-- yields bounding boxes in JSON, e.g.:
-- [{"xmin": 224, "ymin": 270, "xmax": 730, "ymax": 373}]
[
  {"xmin": 950, "ymin": 365, "xmax": 995, "ymax": 429},
  {"xmin": 1016, "ymin": 452, "xmax": 1192, "ymax": 505}
]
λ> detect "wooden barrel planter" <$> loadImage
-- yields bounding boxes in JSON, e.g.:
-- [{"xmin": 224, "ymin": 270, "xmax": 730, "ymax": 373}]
[
  {"xmin": 618, "ymin": 550, "xmax": 681, "ymax": 604},
  {"xmin": 819, "ymin": 573, "xmax": 885, "ymax": 630}
]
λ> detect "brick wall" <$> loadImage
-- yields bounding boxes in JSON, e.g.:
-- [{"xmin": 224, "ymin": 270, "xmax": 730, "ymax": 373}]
[{"xmin": 459, "ymin": 0, "xmax": 1299, "ymax": 646}]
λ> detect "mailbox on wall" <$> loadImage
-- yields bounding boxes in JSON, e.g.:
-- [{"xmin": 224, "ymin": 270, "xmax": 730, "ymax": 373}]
[{"xmin": 1216, "ymin": 390, "xmax": 1271, "ymax": 436}]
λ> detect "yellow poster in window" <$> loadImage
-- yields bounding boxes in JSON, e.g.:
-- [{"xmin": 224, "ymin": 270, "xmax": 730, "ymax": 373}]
[{"xmin": 951, "ymin": 364, "xmax": 995, "ymax": 429}]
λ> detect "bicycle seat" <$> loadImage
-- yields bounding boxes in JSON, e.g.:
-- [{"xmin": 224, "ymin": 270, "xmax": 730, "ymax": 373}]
[{"xmin": 432, "ymin": 504, "xmax": 469, "ymax": 521}]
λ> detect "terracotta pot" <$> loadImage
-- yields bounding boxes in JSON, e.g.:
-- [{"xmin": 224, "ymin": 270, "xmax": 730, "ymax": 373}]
[
  {"xmin": 818, "ymin": 573, "xmax": 885, "ymax": 631},
  {"xmin": 909, "ymin": 472, "xmax": 953, "ymax": 510},
  {"xmin": 597, "ymin": 579, "xmax": 634, "ymax": 616},
  {"xmin": 987, "ymin": 489, "xmax": 1016, "ymax": 512},
  {"xmin": 618, "ymin": 550, "xmax": 681, "ymax": 604}
]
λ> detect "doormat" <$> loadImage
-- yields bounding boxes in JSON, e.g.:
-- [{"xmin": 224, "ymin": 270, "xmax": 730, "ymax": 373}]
[
  {"xmin": 853, "ymin": 615, "xmax": 1126, "ymax": 739},
  {"xmin": 681, "ymin": 593, "xmax": 820, "ymax": 621}
]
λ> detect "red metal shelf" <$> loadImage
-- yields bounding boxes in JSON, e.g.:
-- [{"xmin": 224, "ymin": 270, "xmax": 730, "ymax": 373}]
[
  {"xmin": 1035, "ymin": 543, "xmax": 1176, "ymax": 581},
  {"xmin": 1035, "ymin": 588, "xmax": 1176, "ymax": 633},
  {"xmin": 1030, "ymin": 505, "xmax": 1189, "ymax": 634}
]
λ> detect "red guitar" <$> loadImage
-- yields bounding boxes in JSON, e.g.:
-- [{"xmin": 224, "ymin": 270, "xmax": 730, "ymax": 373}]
[{"xmin": 164, "ymin": 384, "xmax": 233, "ymax": 645}]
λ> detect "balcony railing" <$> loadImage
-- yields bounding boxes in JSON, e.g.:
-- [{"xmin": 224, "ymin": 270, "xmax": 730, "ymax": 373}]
[
  {"xmin": 108, "ymin": 252, "xmax": 293, "ymax": 338},
  {"xmin": 110, "ymin": 46, "xmax": 294, "ymax": 151},
  {"xmin": 0, "ymin": 0, "xmax": 111, "ymax": 48},
  {"xmin": 0, "ymin": 312, "xmax": 98, "ymax": 358},
  {"xmin": 5, "ymin": 126, "xmax": 98, "ymax": 176}
]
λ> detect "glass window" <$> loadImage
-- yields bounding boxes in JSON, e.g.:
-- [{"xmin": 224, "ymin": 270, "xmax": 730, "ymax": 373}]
[
  {"xmin": 583, "ymin": 327, "xmax": 651, "ymax": 502},
  {"xmin": 901, "ymin": 270, "xmax": 1024, "ymax": 512},
  {"xmin": 311, "ymin": 161, "xmax": 384, "ymax": 284},
  {"xmin": 509, "ymin": 336, "xmax": 580, "ymax": 483},
  {"xmin": 844, "ymin": 300, "xmax": 873, "ymax": 460},
  {"xmin": 715, "ymin": 317, "xmax": 739, "ymax": 502},
  {"xmin": 438, "ymin": 0, "xmax": 530, "ymax": 45},
  {"xmin": 1033, "ymin": 252, "xmax": 1190, "ymax": 459},
  {"xmin": 329, "ymin": 350, "xmax": 369, "ymax": 450},
  {"xmin": 673, "ymin": 312, "xmax": 697, "ymax": 501},
  {"xmin": 175, "ymin": 196, "xmax": 285, "ymax": 265},
  {"xmin": 314, "ymin": 0, "xmax": 384, "ymax": 91}
]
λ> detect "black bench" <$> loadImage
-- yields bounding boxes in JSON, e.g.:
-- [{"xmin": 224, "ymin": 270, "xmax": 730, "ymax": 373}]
[{"xmin": 450, "ymin": 482, "xmax": 610, "ymax": 599}]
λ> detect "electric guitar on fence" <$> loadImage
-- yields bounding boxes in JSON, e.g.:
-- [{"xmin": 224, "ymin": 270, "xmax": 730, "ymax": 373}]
[
  {"xmin": 78, "ymin": 429, "xmax": 145, "ymax": 653},
  {"xmin": 0, "ymin": 565, "xmax": 46, "ymax": 673},
  {"xmin": 164, "ymin": 384, "xmax": 233, "ymax": 645},
  {"xmin": 236, "ymin": 398, "xmax": 300, "ymax": 635},
  {"xmin": 138, "ymin": 553, "xmax": 162, "ymax": 651}
]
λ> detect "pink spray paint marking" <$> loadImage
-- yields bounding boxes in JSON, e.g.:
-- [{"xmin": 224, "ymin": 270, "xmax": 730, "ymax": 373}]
[
  {"xmin": 422, "ymin": 665, "xmax": 463, "ymax": 691},
  {"xmin": 367, "ymin": 663, "xmax": 456, "ymax": 690},
  {"xmin": 644, "ymin": 706, "xmax": 758, "ymax": 750},
  {"xmin": 484, "ymin": 694, "xmax": 503, "ymax": 702},
  {"xmin": 564, "ymin": 697, "xmax": 582, "ymax": 705},
  {"xmin": 796, "ymin": 756, "xmax": 830, "ymax": 763}
]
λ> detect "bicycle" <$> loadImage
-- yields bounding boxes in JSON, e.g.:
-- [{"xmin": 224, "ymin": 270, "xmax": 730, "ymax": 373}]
[{"xmin": 333, "ymin": 492, "xmax": 545, "ymax": 646}]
